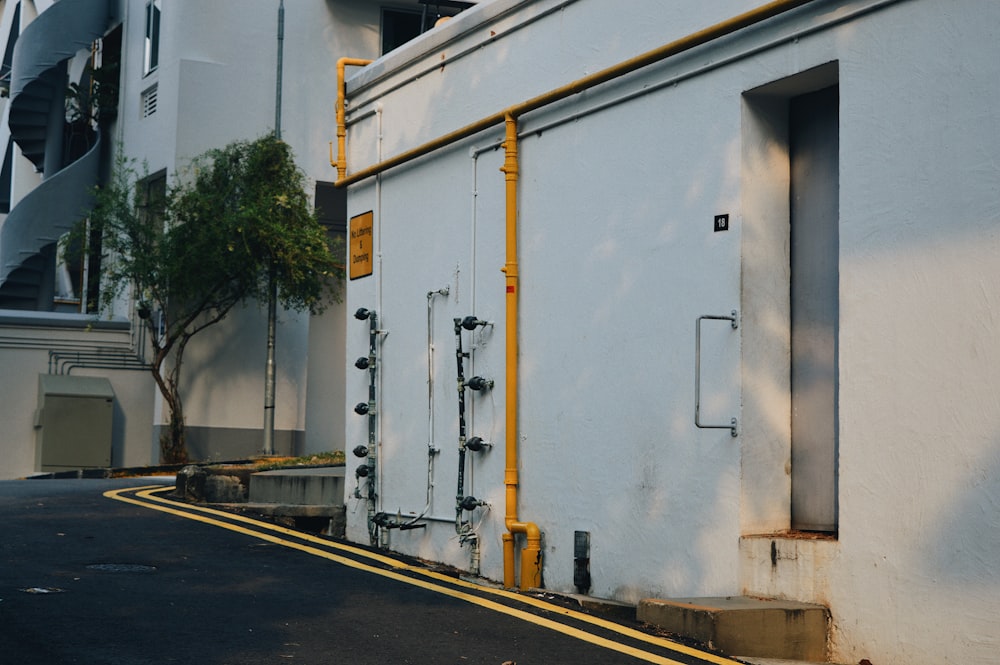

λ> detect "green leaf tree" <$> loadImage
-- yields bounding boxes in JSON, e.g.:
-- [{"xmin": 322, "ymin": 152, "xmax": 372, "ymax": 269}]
[{"xmin": 89, "ymin": 135, "xmax": 343, "ymax": 463}]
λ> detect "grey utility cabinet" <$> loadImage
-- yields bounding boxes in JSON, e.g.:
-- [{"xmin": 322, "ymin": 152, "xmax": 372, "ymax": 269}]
[{"xmin": 34, "ymin": 374, "xmax": 114, "ymax": 472}]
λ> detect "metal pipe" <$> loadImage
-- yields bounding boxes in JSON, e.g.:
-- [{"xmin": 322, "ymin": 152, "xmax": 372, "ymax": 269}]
[
  {"xmin": 499, "ymin": 113, "xmax": 541, "ymax": 590},
  {"xmin": 366, "ymin": 310, "xmax": 379, "ymax": 545},
  {"xmin": 452, "ymin": 314, "xmax": 488, "ymax": 576},
  {"xmin": 0, "ymin": 337, "xmax": 132, "ymax": 354},
  {"xmin": 374, "ymin": 287, "xmax": 450, "ymax": 532},
  {"xmin": 335, "ymin": 0, "xmax": 815, "ymax": 188},
  {"xmin": 49, "ymin": 349, "xmax": 147, "ymax": 374},
  {"xmin": 454, "ymin": 317, "xmax": 469, "ymax": 529},
  {"xmin": 333, "ymin": 57, "xmax": 373, "ymax": 179},
  {"xmin": 275, "ymin": 0, "xmax": 284, "ymax": 140},
  {"xmin": 343, "ymin": 0, "xmax": 583, "ymax": 120},
  {"xmin": 263, "ymin": 0, "xmax": 285, "ymax": 457},
  {"xmin": 62, "ymin": 361, "xmax": 148, "ymax": 375},
  {"xmin": 423, "ymin": 288, "xmax": 448, "ymax": 507},
  {"xmin": 263, "ymin": 269, "xmax": 277, "ymax": 456}
]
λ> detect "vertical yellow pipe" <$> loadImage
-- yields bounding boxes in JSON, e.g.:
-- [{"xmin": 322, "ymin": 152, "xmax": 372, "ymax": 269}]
[
  {"xmin": 500, "ymin": 112, "xmax": 542, "ymax": 590},
  {"xmin": 334, "ymin": 57, "xmax": 373, "ymax": 179}
]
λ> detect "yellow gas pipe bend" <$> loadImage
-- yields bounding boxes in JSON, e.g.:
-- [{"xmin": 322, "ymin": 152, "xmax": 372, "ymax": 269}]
[
  {"xmin": 500, "ymin": 112, "xmax": 542, "ymax": 591},
  {"xmin": 333, "ymin": 57, "xmax": 374, "ymax": 179}
]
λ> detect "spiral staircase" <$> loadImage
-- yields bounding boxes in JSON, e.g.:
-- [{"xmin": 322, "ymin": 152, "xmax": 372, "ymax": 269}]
[{"xmin": 0, "ymin": 0, "xmax": 111, "ymax": 310}]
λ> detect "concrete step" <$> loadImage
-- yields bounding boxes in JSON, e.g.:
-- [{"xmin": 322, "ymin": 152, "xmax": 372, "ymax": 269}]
[
  {"xmin": 249, "ymin": 466, "xmax": 345, "ymax": 506},
  {"xmin": 637, "ymin": 596, "xmax": 829, "ymax": 662}
]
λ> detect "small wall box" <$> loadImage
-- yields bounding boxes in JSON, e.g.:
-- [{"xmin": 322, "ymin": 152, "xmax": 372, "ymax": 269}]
[{"xmin": 34, "ymin": 374, "xmax": 114, "ymax": 472}]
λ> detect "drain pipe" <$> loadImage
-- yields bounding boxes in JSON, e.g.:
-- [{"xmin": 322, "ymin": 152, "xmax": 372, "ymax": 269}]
[
  {"xmin": 333, "ymin": 57, "xmax": 374, "ymax": 179},
  {"xmin": 499, "ymin": 113, "xmax": 541, "ymax": 590}
]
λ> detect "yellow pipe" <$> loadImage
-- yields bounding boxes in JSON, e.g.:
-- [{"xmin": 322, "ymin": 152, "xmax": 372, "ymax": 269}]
[
  {"xmin": 499, "ymin": 113, "xmax": 542, "ymax": 590},
  {"xmin": 333, "ymin": 0, "xmax": 815, "ymax": 590},
  {"xmin": 334, "ymin": 57, "xmax": 373, "ymax": 179},
  {"xmin": 335, "ymin": 0, "xmax": 813, "ymax": 188}
]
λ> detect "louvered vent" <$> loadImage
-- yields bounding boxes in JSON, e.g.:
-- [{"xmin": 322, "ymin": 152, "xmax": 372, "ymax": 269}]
[{"xmin": 141, "ymin": 83, "xmax": 158, "ymax": 118}]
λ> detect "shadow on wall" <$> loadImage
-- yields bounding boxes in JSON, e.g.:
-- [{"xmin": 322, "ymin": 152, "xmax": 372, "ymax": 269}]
[{"xmin": 924, "ymin": 438, "xmax": 1000, "ymax": 588}]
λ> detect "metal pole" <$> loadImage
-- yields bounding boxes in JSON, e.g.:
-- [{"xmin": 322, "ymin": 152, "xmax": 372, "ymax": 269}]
[
  {"xmin": 275, "ymin": 0, "xmax": 284, "ymax": 141},
  {"xmin": 263, "ymin": 0, "xmax": 284, "ymax": 456}
]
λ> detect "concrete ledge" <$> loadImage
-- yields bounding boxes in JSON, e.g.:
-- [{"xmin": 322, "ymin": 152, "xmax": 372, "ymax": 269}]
[
  {"xmin": 218, "ymin": 502, "xmax": 346, "ymax": 538},
  {"xmin": 249, "ymin": 467, "xmax": 345, "ymax": 505},
  {"xmin": 232, "ymin": 502, "xmax": 344, "ymax": 518},
  {"xmin": 176, "ymin": 464, "xmax": 254, "ymax": 502},
  {"xmin": 637, "ymin": 596, "xmax": 829, "ymax": 661}
]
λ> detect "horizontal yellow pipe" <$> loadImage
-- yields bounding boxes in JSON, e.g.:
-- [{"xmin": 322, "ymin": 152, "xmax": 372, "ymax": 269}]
[
  {"xmin": 334, "ymin": 0, "xmax": 814, "ymax": 187},
  {"xmin": 338, "ymin": 112, "xmax": 505, "ymax": 186}
]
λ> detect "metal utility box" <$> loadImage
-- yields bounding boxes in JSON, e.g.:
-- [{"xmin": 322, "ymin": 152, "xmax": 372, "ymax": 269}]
[{"xmin": 34, "ymin": 374, "xmax": 114, "ymax": 472}]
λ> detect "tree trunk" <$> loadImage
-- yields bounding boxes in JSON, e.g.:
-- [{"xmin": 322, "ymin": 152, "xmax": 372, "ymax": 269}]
[
  {"xmin": 150, "ymin": 326, "xmax": 191, "ymax": 465},
  {"xmin": 160, "ymin": 394, "xmax": 188, "ymax": 464}
]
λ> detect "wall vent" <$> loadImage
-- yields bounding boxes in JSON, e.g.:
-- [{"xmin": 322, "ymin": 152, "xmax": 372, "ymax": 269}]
[{"xmin": 141, "ymin": 83, "xmax": 158, "ymax": 118}]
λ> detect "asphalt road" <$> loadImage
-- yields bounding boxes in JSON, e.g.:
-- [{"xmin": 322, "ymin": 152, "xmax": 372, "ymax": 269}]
[{"xmin": 0, "ymin": 478, "xmax": 740, "ymax": 665}]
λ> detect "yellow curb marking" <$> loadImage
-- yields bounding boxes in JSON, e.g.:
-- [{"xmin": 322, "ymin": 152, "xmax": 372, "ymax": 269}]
[{"xmin": 107, "ymin": 485, "xmax": 740, "ymax": 665}]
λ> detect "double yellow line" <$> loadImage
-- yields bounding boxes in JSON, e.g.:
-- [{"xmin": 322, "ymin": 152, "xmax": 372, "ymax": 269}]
[{"xmin": 106, "ymin": 485, "xmax": 741, "ymax": 665}]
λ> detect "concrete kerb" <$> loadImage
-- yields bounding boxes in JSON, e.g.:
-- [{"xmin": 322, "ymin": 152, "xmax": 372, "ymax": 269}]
[
  {"xmin": 25, "ymin": 459, "xmax": 348, "ymax": 538},
  {"xmin": 174, "ymin": 462, "xmax": 347, "ymax": 537},
  {"xmin": 25, "ymin": 463, "xmax": 189, "ymax": 480}
]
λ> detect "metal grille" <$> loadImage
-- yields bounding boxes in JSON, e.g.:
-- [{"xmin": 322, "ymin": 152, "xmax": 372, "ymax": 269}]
[{"xmin": 141, "ymin": 83, "xmax": 158, "ymax": 118}]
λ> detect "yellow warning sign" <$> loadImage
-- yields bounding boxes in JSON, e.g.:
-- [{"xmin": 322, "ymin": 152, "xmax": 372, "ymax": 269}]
[{"xmin": 349, "ymin": 211, "xmax": 373, "ymax": 280}]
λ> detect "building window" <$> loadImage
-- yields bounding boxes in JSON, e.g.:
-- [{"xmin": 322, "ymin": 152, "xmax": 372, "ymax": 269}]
[
  {"xmin": 143, "ymin": 0, "xmax": 161, "ymax": 76},
  {"xmin": 138, "ymin": 170, "xmax": 168, "ymax": 234},
  {"xmin": 380, "ymin": 2, "xmax": 475, "ymax": 55},
  {"xmin": 54, "ymin": 230, "xmax": 85, "ymax": 308}
]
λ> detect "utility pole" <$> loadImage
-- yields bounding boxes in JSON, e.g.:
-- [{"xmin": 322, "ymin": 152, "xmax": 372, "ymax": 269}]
[{"xmin": 263, "ymin": 0, "xmax": 284, "ymax": 456}]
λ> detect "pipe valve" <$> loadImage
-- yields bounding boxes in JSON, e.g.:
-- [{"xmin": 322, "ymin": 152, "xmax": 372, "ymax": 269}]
[
  {"xmin": 459, "ymin": 495, "xmax": 484, "ymax": 512},
  {"xmin": 354, "ymin": 307, "xmax": 373, "ymax": 321},
  {"xmin": 352, "ymin": 445, "xmax": 369, "ymax": 458},
  {"xmin": 466, "ymin": 376, "xmax": 494, "ymax": 391},
  {"xmin": 355, "ymin": 356, "xmax": 371, "ymax": 370},
  {"xmin": 354, "ymin": 402, "xmax": 371, "ymax": 415},
  {"xmin": 465, "ymin": 436, "xmax": 492, "ymax": 452},
  {"xmin": 461, "ymin": 315, "xmax": 490, "ymax": 331},
  {"xmin": 355, "ymin": 464, "xmax": 370, "ymax": 478}
]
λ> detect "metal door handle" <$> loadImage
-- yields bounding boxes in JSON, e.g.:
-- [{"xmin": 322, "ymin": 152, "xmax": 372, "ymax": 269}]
[{"xmin": 695, "ymin": 310, "xmax": 739, "ymax": 437}]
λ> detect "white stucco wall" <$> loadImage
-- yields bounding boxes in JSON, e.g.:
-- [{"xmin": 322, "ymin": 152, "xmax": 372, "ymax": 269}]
[
  {"xmin": 340, "ymin": 1, "xmax": 1000, "ymax": 663},
  {"xmin": 111, "ymin": 0, "xmax": 384, "ymax": 456},
  {"xmin": 0, "ymin": 318, "xmax": 156, "ymax": 479}
]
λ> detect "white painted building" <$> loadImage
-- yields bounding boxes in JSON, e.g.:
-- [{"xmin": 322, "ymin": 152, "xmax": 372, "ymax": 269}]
[
  {"xmin": 336, "ymin": 1, "xmax": 1000, "ymax": 663},
  {"xmin": 0, "ymin": 0, "xmax": 471, "ymax": 476}
]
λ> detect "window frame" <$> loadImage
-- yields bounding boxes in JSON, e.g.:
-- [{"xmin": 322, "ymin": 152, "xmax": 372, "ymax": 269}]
[{"xmin": 143, "ymin": 0, "xmax": 161, "ymax": 76}]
